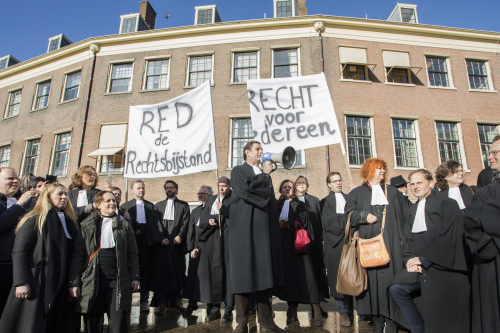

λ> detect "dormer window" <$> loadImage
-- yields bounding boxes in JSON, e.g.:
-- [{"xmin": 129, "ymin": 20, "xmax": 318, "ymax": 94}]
[
  {"xmin": 0, "ymin": 55, "xmax": 19, "ymax": 70},
  {"xmin": 194, "ymin": 5, "xmax": 221, "ymax": 25},
  {"xmin": 119, "ymin": 14, "xmax": 150, "ymax": 34},
  {"xmin": 388, "ymin": 3, "xmax": 418, "ymax": 24},
  {"xmin": 274, "ymin": 0, "xmax": 295, "ymax": 18},
  {"xmin": 46, "ymin": 34, "xmax": 72, "ymax": 53}
]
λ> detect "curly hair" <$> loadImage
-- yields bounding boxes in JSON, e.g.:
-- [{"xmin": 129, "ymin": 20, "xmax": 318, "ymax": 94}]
[
  {"xmin": 360, "ymin": 158, "xmax": 388, "ymax": 184},
  {"xmin": 277, "ymin": 179, "xmax": 298, "ymax": 211},
  {"xmin": 71, "ymin": 166, "xmax": 99, "ymax": 189},
  {"xmin": 94, "ymin": 190, "xmax": 115, "ymax": 206},
  {"xmin": 435, "ymin": 160, "xmax": 462, "ymax": 191}
]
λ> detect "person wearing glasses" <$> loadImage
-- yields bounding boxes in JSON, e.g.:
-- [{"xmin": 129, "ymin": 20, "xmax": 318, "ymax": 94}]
[
  {"xmin": 435, "ymin": 160, "xmax": 477, "ymax": 210},
  {"xmin": 464, "ymin": 138, "xmax": 500, "ymax": 333},
  {"xmin": 477, "ymin": 135, "xmax": 500, "ymax": 188},
  {"xmin": 68, "ymin": 166, "xmax": 106, "ymax": 225}
]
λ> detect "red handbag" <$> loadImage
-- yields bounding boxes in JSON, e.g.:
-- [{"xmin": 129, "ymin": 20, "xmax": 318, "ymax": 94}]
[{"xmin": 294, "ymin": 221, "xmax": 310, "ymax": 253}]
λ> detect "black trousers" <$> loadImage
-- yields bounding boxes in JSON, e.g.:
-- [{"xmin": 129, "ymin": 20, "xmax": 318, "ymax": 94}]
[
  {"xmin": 0, "ymin": 265, "xmax": 13, "ymax": 318},
  {"xmin": 155, "ymin": 292, "xmax": 179, "ymax": 305},
  {"xmin": 84, "ymin": 277, "xmax": 127, "ymax": 333},
  {"xmin": 235, "ymin": 289, "xmax": 273, "ymax": 326},
  {"xmin": 389, "ymin": 280, "xmax": 425, "ymax": 333}
]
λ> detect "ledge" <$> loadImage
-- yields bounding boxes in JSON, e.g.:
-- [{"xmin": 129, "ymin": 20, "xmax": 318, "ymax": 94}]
[
  {"xmin": 394, "ymin": 167, "xmax": 421, "ymax": 171},
  {"xmin": 427, "ymin": 86, "xmax": 457, "ymax": 90},
  {"xmin": 228, "ymin": 82, "xmax": 248, "ymax": 86},
  {"xmin": 183, "ymin": 83, "xmax": 214, "ymax": 89},
  {"xmin": 98, "ymin": 171, "xmax": 124, "ymax": 176},
  {"xmin": 2, "ymin": 114, "xmax": 18, "ymax": 120},
  {"xmin": 104, "ymin": 91, "xmax": 132, "ymax": 96},
  {"xmin": 385, "ymin": 82, "xmax": 416, "ymax": 87},
  {"xmin": 140, "ymin": 88, "xmax": 170, "ymax": 93},
  {"xmin": 58, "ymin": 98, "xmax": 78, "ymax": 105},
  {"xmin": 468, "ymin": 89, "xmax": 497, "ymax": 93},
  {"xmin": 340, "ymin": 79, "xmax": 372, "ymax": 84},
  {"xmin": 225, "ymin": 164, "xmax": 307, "ymax": 171},
  {"xmin": 349, "ymin": 165, "xmax": 362, "ymax": 169},
  {"xmin": 30, "ymin": 106, "xmax": 48, "ymax": 113}
]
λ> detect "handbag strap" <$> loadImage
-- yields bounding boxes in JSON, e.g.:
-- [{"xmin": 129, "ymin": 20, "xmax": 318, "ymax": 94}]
[
  {"xmin": 295, "ymin": 221, "xmax": 303, "ymax": 230},
  {"xmin": 344, "ymin": 212, "xmax": 353, "ymax": 245},
  {"xmin": 381, "ymin": 184, "xmax": 388, "ymax": 232},
  {"xmin": 82, "ymin": 246, "xmax": 101, "ymax": 271}
]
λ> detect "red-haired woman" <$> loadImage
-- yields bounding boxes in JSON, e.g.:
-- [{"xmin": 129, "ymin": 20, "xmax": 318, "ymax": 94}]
[{"xmin": 345, "ymin": 158, "xmax": 408, "ymax": 333}]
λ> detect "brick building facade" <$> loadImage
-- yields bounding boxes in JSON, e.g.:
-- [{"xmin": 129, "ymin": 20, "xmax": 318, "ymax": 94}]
[{"xmin": 0, "ymin": 1, "xmax": 499, "ymax": 204}]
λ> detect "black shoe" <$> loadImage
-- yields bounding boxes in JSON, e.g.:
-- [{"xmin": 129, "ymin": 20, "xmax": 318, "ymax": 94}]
[
  {"xmin": 183, "ymin": 304, "xmax": 199, "ymax": 316},
  {"xmin": 205, "ymin": 311, "xmax": 221, "ymax": 322},
  {"xmin": 320, "ymin": 305, "xmax": 328, "ymax": 318},
  {"xmin": 222, "ymin": 311, "xmax": 233, "ymax": 323}
]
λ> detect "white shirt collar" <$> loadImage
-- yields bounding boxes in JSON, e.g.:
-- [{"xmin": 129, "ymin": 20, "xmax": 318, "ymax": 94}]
[
  {"xmin": 246, "ymin": 162, "xmax": 262, "ymax": 175},
  {"xmin": 448, "ymin": 187, "xmax": 466, "ymax": 209},
  {"xmin": 279, "ymin": 200, "xmax": 291, "ymax": 221},
  {"xmin": 100, "ymin": 217, "xmax": 115, "ymax": 248},
  {"xmin": 335, "ymin": 192, "xmax": 346, "ymax": 214},
  {"xmin": 77, "ymin": 190, "xmax": 88, "ymax": 207},
  {"xmin": 412, "ymin": 199, "xmax": 427, "ymax": 233},
  {"xmin": 163, "ymin": 198, "xmax": 175, "ymax": 220},
  {"xmin": 136, "ymin": 199, "xmax": 146, "ymax": 224},
  {"xmin": 371, "ymin": 183, "xmax": 389, "ymax": 206},
  {"xmin": 6, "ymin": 197, "xmax": 17, "ymax": 209},
  {"xmin": 298, "ymin": 195, "xmax": 305, "ymax": 203},
  {"xmin": 57, "ymin": 213, "xmax": 72, "ymax": 239}
]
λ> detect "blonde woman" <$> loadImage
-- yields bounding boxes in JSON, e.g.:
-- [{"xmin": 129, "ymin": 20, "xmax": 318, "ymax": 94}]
[
  {"xmin": 68, "ymin": 166, "xmax": 105, "ymax": 224},
  {"xmin": 0, "ymin": 183, "xmax": 78, "ymax": 333}
]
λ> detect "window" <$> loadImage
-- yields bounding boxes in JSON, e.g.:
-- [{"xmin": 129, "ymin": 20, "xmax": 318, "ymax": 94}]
[
  {"xmin": 401, "ymin": 8, "xmax": 416, "ymax": 23},
  {"xmin": 5, "ymin": 90, "xmax": 22, "ymax": 118},
  {"xmin": 387, "ymin": 68, "xmax": 409, "ymax": 84},
  {"xmin": 101, "ymin": 151, "xmax": 124, "ymax": 173},
  {"xmin": 23, "ymin": 139, "xmax": 40, "ymax": 175},
  {"xmin": 343, "ymin": 65, "xmax": 366, "ymax": 81},
  {"xmin": 188, "ymin": 56, "xmax": 212, "ymax": 86},
  {"xmin": 273, "ymin": 49, "xmax": 298, "ymax": 78},
  {"xmin": 426, "ymin": 57, "xmax": 449, "ymax": 87},
  {"xmin": 34, "ymin": 81, "xmax": 51, "ymax": 109},
  {"xmin": 109, "ymin": 63, "xmax": 133, "ymax": 93},
  {"xmin": 197, "ymin": 9, "xmax": 213, "ymax": 24},
  {"xmin": 48, "ymin": 38, "xmax": 59, "ymax": 52},
  {"xmin": 467, "ymin": 60, "xmax": 489, "ymax": 90},
  {"xmin": 392, "ymin": 120, "xmax": 419, "ymax": 167},
  {"xmin": 51, "ymin": 133, "xmax": 71, "ymax": 176},
  {"xmin": 63, "ymin": 72, "xmax": 81, "ymax": 101},
  {"xmin": 229, "ymin": 118, "xmax": 302, "ymax": 167},
  {"xmin": 87, "ymin": 124, "xmax": 127, "ymax": 173},
  {"xmin": 346, "ymin": 116, "xmax": 373, "ymax": 165},
  {"xmin": 0, "ymin": 58, "xmax": 7, "ymax": 70},
  {"xmin": 233, "ymin": 52, "xmax": 258, "ymax": 83},
  {"xmin": 436, "ymin": 122, "xmax": 462, "ymax": 163},
  {"xmin": 339, "ymin": 47, "xmax": 371, "ymax": 81},
  {"xmin": 121, "ymin": 17, "xmax": 137, "ymax": 33},
  {"xmin": 145, "ymin": 60, "xmax": 169, "ymax": 90},
  {"xmin": 478, "ymin": 124, "xmax": 499, "ymax": 167},
  {"xmin": 276, "ymin": 0, "xmax": 293, "ymax": 17},
  {"xmin": 0, "ymin": 145, "xmax": 10, "ymax": 167}
]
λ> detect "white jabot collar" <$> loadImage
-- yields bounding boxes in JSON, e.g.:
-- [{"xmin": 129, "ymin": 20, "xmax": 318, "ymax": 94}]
[
  {"xmin": 100, "ymin": 217, "xmax": 115, "ymax": 248},
  {"xmin": 335, "ymin": 192, "xmax": 346, "ymax": 214},
  {"xmin": 279, "ymin": 200, "xmax": 291, "ymax": 221},
  {"xmin": 136, "ymin": 199, "xmax": 146, "ymax": 224},
  {"xmin": 77, "ymin": 190, "xmax": 88, "ymax": 207},
  {"xmin": 57, "ymin": 213, "xmax": 72, "ymax": 239},
  {"xmin": 246, "ymin": 162, "xmax": 262, "ymax": 175},
  {"xmin": 163, "ymin": 198, "xmax": 175, "ymax": 220},
  {"xmin": 298, "ymin": 195, "xmax": 305, "ymax": 203},
  {"xmin": 210, "ymin": 196, "xmax": 223, "ymax": 215},
  {"xmin": 412, "ymin": 199, "xmax": 427, "ymax": 233},
  {"xmin": 371, "ymin": 183, "xmax": 389, "ymax": 206},
  {"xmin": 448, "ymin": 187, "xmax": 466, "ymax": 209},
  {"xmin": 6, "ymin": 197, "xmax": 17, "ymax": 209}
]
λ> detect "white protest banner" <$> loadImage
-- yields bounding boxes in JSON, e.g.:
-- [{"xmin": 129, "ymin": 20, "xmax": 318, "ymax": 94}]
[
  {"xmin": 247, "ymin": 73, "xmax": 344, "ymax": 153},
  {"xmin": 124, "ymin": 80, "xmax": 218, "ymax": 178}
]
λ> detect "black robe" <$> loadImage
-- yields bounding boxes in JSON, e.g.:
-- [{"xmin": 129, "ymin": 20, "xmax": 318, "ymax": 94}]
[
  {"xmin": 437, "ymin": 183, "xmax": 476, "ymax": 209},
  {"xmin": 68, "ymin": 187, "xmax": 100, "ymax": 225},
  {"xmin": 464, "ymin": 181, "xmax": 500, "ymax": 333},
  {"xmin": 229, "ymin": 163, "xmax": 284, "ymax": 294},
  {"xmin": 183, "ymin": 204, "xmax": 203, "ymax": 302},
  {"xmin": 320, "ymin": 191, "xmax": 349, "ymax": 298},
  {"xmin": 477, "ymin": 166, "xmax": 493, "ymax": 188},
  {"xmin": 198, "ymin": 192, "xmax": 232, "ymax": 305},
  {"xmin": 345, "ymin": 183, "xmax": 407, "ymax": 321},
  {"xmin": 277, "ymin": 199, "xmax": 319, "ymax": 304},
  {"xmin": 390, "ymin": 192, "xmax": 470, "ymax": 333},
  {"xmin": 300, "ymin": 193, "xmax": 329, "ymax": 298},
  {"xmin": 0, "ymin": 210, "xmax": 78, "ymax": 333},
  {"xmin": 148, "ymin": 197, "xmax": 190, "ymax": 297},
  {"xmin": 121, "ymin": 199, "xmax": 154, "ymax": 291}
]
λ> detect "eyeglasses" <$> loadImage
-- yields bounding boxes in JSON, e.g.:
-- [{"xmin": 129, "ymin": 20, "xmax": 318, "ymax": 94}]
[
  {"xmin": 454, "ymin": 170, "xmax": 464, "ymax": 175},
  {"xmin": 329, "ymin": 180, "xmax": 342, "ymax": 184},
  {"xmin": 296, "ymin": 182, "xmax": 307, "ymax": 186},
  {"xmin": 488, "ymin": 150, "xmax": 500, "ymax": 156}
]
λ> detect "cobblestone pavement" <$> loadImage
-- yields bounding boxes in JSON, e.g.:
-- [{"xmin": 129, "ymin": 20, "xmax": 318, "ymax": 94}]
[{"xmin": 123, "ymin": 293, "xmax": 409, "ymax": 333}]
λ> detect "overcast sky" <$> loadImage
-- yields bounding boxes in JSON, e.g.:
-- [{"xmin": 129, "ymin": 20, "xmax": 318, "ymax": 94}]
[{"xmin": 2, "ymin": 0, "xmax": 499, "ymax": 63}]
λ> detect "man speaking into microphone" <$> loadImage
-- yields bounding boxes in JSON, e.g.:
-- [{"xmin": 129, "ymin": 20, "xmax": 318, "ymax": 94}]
[{"xmin": 229, "ymin": 141, "xmax": 285, "ymax": 333}]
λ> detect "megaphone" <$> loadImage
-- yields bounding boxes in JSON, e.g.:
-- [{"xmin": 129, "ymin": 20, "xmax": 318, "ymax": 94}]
[{"xmin": 261, "ymin": 146, "xmax": 297, "ymax": 171}]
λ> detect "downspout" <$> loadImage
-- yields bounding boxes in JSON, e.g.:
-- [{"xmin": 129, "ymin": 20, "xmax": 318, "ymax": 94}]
[
  {"xmin": 314, "ymin": 21, "xmax": 330, "ymax": 174},
  {"xmin": 77, "ymin": 43, "xmax": 100, "ymax": 168}
]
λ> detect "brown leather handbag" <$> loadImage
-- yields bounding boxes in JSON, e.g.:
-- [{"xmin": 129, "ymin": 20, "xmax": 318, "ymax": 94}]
[
  {"xmin": 358, "ymin": 185, "xmax": 390, "ymax": 268},
  {"xmin": 336, "ymin": 212, "xmax": 368, "ymax": 296}
]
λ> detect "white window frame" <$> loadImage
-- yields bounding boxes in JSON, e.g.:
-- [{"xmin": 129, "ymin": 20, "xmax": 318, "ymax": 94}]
[
  {"xmin": 46, "ymin": 34, "xmax": 71, "ymax": 53},
  {"xmin": 340, "ymin": 64, "xmax": 370, "ymax": 82},
  {"xmin": 185, "ymin": 52, "xmax": 215, "ymax": 88},
  {"xmin": 227, "ymin": 115, "xmax": 305, "ymax": 168},
  {"xmin": 5, "ymin": 88, "xmax": 22, "ymax": 118},
  {"xmin": 0, "ymin": 142, "xmax": 12, "ymax": 167},
  {"xmin": 344, "ymin": 113, "xmax": 377, "ymax": 168},
  {"xmin": 424, "ymin": 54, "xmax": 456, "ymax": 90},
  {"xmin": 388, "ymin": 4, "xmax": 419, "ymax": 23},
  {"xmin": 49, "ymin": 132, "xmax": 72, "ymax": 177},
  {"xmin": 142, "ymin": 56, "xmax": 171, "ymax": 91},
  {"xmin": 194, "ymin": 5, "xmax": 220, "ymax": 25},
  {"xmin": 106, "ymin": 60, "xmax": 135, "ymax": 94},
  {"xmin": 32, "ymin": 79, "xmax": 52, "ymax": 110},
  {"xmin": 273, "ymin": 0, "xmax": 296, "ymax": 18},
  {"xmin": 61, "ymin": 69, "xmax": 82, "ymax": 102},
  {"xmin": 230, "ymin": 48, "xmax": 260, "ymax": 84},
  {"xmin": 475, "ymin": 121, "xmax": 500, "ymax": 168},
  {"xmin": 390, "ymin": 116, "xmax": 424, "ymax": 170},
  {"xmin": 20, "ymin": 136, "xmax": 42, "ymax": 176},
  {"xmin": 465, "ymin": 58, "xmax": 496, "ymax": 93},
  {"xmin": 434, "ymin": 119, "xmax": 469, "ymax": 171},
  {"xmin": 271, "ymin": 45, "xmax": 301, "ymax": 79}
]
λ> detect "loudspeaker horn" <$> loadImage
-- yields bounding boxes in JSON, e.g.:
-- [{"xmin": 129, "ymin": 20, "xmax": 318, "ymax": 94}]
[{"xmin": 260, "ymin": 146, "xmax": 297, "ymax": 170}]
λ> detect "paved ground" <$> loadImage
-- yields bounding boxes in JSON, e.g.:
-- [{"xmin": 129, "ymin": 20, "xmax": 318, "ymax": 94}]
[{"xmin": 122, "ymin": 293, "xmax": 408, "ymax": 333}]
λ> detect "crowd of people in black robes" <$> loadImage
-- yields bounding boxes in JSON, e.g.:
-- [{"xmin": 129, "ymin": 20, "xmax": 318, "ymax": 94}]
[{"xmin": 1, "ymin": 135, "xmax": 500, "ymax": 333}]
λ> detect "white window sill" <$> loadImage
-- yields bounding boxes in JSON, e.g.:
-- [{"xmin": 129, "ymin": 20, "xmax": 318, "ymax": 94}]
[
  {"xmin": 184, "ymin": 83, "xmax": 215, "ymax": 89},
  {"xmin": 340, "ymin": 79, "xmax": 372, "ymax": 84},
  {"xmin": 2, "ymin": 114, "xmax": 18, "ymax": 120},
  {"xmin": 58, "ymin": 98, "xmax": 78, "ymax": 105},
  {"xmin": 30, "ymin": 106, "xmax": 48, "ymax": 113},
  {"xmin": 228, "ymin": 82, "xmax": 248, "ymax": 86},
  {"xmin": 104, "ymin": 91, "xmax": 132, "ymax": 96},
  {"xmin": 139, "ymin": 88, "xmax": 170, "ymax": 93},
  {"xmin": 394, "ymin": 166, "xmax": 421, "ymax": 171},
  {"xmin": 468, "ymin": 89, "xmax": 497, "ymax": 93},
  {"xmin": 348, "ymin": 165, "xmax": 362, "ymax": 169},
  {"xmin": 98, "ymin": 171, "xmax": 124, "ymax": 176},
  {"xmin": 225, "ymin": 164, "xmax": 307, "ymax": 171},
  {"xmin": 427, "ymin": 86, "xmax": 457, "ymax": 90},
  {"xmin": 385, "ymin": 82, "xmax": 416, "ymax": 87}
]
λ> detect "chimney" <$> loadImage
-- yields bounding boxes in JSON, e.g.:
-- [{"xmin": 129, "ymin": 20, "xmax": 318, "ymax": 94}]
[
  {"xmin": 140, "ymin": 1, "xmax": 157, "ymax": 29},
  {"xmin": 296, "ymin": 0, "xmax": 307, "ymax": 16}
]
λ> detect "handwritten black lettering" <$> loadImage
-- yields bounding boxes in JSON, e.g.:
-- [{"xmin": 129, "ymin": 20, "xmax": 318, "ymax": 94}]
[
  {"xmin": 290, "ymin": 87, "xmax": 304, "ymax": 109},
  {"xmin": 248, "ymin": 90, "xmax": 260, "ymax": 112},
  {"xmin": 259, "ymin": 88, "xmax": 276, "ymax": 111},
  {"xmin": 302, "ymin": 85, "xmax": 319, "ymax": 107},
  {"xmin": 275, "ymin": 114, "xmax": 284, "ymax": 125},
  {"xmin": 296, "ymin": 111, "xmax": 305, "ymax": 123},
  {"xmin": 271, "ymin": 129, "xmax": 284, "ymax": 142},
  {"xmin": 297, "ymin": 125, "xmax": 308, "ymax": 139},
  {"xmin": 276, "ymin": 86, "xmax": 291, "ymax": 109},
  {"xmin": 307, "ymin": 124, "xmax": 318, "ymax": 137},
  {"xmin": 265, "ymin": 114, "xmax": 274, "ymax": 126},
  {"xmin": 175, "ymin": 102, "xmax": 193, "ymax": 128},
  {"xmin": 285, "ymin": 112, "xmax": 295, "ymax": 124},
  {"xmin": 319, "ymin": 122, "xmax": 336, "ymax": 136},
  {"xmin": 286, "ymin": 127, "xmax": 296, "ymax": 141},
  {"xmin": 125, "ymin": 151, "xmax": 136, "ymax": 174},
  {"xmin": 140, "ymin": 111, "xmax": 155, "ymax": 135},
  {"xmin": 158, "ymin": 106, "xmax": 169, "ymax": 133}
]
